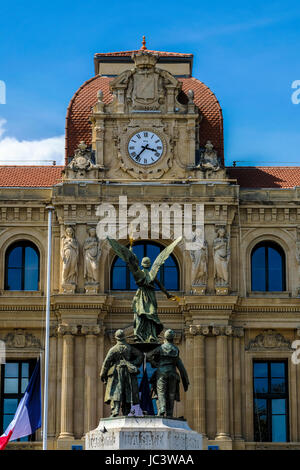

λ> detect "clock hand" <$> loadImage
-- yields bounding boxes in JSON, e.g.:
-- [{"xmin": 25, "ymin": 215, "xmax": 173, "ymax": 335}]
[{"xmin": 137, "ymin": 144, "xmax": 149, "ymax": 158}]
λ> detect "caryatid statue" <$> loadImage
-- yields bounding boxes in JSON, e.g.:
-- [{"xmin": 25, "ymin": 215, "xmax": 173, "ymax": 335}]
[
  {"xmin": 213, "ymin": 226, "xmax": 230, "ymax": 287},
  {"xmin": 107, "ymin": 236, "xmax": 182, "ymax": 343},
  {"xmin": 100, "ymin": 329, "xmax": 143, "ymax": 417},
  {"xmin": 147, "ymin": 329, "xmax": 189, "ymax": 417},
  {"xmin": 191, "ymin": 240, "xmax": 208, "ymax": 286},
  {"xmin": 61, "ymin": 226, "xmax": 79, "ymax": 290},
  {"xmin": 83, "ymin": 227, "xmax": 101, "ymax": 284}
]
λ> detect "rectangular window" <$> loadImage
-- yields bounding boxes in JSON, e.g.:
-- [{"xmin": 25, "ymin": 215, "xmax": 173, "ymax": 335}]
[
  {"xmin": 0, "ymin": 360, "xmax": 37, "ymax": 442},
  {"xmin": 253, "ymin": 360, "xmax": 288, "ymax": 442}
]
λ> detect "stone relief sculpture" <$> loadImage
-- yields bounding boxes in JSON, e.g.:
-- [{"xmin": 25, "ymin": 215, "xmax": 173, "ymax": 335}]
[
  {"xmin": 61, "ymin": 226, "xmax": 79, "ymax": 293},
  {"xmin": 107, "ymin": 236, "xmax": 182, "ymax": 343},
  {"xmin": 147, "ymin": 329, "xmax": 189, "ymax": 417},
  {"xmin": 213, "ymin": 226, "xmax": 230, "ymax": 289},
  {"xmin": 100, "ymin": 329, "xmax": 143, "ymax": 417},
  {"xmin": 199, "ymin": 140, "xmax": 220, "ymax": 172},
  {"xmin": 84, "ymin": 227, "xmax": 101, "ymax": 293},
  {"xmin": 68, "ymin": 141, "xmax": 95, "ymax": 174},
  {"xmin": 191, "ymin": 240, "xmax": 208, "ymax": 286}
]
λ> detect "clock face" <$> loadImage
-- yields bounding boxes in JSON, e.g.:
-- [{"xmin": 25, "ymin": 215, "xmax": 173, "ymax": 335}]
[{"xmin": 128, "ymin": 131, "xmax": 164, "ymax": 165}]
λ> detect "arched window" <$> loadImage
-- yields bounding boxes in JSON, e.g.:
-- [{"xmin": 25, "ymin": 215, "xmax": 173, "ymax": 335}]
[
  {"xmin": 111, "ymin": 241, "xmax": 179, "ymax": 291},
  {"xmin": 251, "ymin": 241, "xmax": 286, "ymax": 292},
  {"xmin": 5, "ymin": 241, "xmax": 40, "ymax": 291}
]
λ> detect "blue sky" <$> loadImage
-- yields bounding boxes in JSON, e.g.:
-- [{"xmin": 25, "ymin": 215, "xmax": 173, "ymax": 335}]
[{"xmin": 0, "ymin": 0, "xmax": 299, "ymax": 166}]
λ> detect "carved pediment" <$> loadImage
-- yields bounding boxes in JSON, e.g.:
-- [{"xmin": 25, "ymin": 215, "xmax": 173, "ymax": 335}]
[
  {"xmin": 2, "ymin": 329, "xmax": 42, "ymax": 349},
  {"xmin": 246, "ymin": 330, "xmax": 291, "ymax": 351},
  {"xmin": 105, "ymin": 51, "xmax": 189, "ymax": 114}
]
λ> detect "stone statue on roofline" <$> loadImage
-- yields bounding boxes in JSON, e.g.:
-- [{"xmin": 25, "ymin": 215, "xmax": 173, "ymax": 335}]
[
  {"xmin": 198, "ymin": 140, "xmax": 220, "ymax": 172},
  {"xmin": 68, "ymin": 141, "xmax": 95, "ymax": 174}
]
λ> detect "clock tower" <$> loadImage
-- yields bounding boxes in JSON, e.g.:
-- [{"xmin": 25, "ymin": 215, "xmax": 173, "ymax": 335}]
[{"xmin": 64, "ymin": 43, "xmax": 225, "ymax": 182}]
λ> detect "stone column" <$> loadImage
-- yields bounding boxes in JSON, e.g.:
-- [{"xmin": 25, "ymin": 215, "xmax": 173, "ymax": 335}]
[
  {"xmin": 184, "ymin": 330, "xmax": 194, "ymax": 427},
  {"xmin": 213, "ymin": 326, "xmax": 231, "ymax": 440},
  {"xmin": 189, "ymin": 325, "xmax": 208, "ymax": 436},
  {"xmin": 55, "ymin": 330, "xmax": 63, "ymax": 437},
  {"xmin": 233, "ymin": 328, "xmax": 244, "ymax": 440},
  {"xmin": 58, "ymin": 325, "xmax": 77, "ymax": 440},
  {"xmin": 73, "ymin": 334, "xmax": 85, "ymax": 439},
  {"xmin": 82, "ymin": 325, "xmax": 101, "ymax": 433},
  {"xmin": 97, "ymin": 330, "xmax": 105, "ymax": 421}
]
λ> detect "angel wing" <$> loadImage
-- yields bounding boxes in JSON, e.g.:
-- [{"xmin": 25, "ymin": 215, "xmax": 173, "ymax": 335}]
[
  {"xmin": 107, "ymin": 237, "xmax": 144, "ymax": 283},
  {"xmin": 149, "ymin": 236, "xmax": 182, "ymax": 281}
]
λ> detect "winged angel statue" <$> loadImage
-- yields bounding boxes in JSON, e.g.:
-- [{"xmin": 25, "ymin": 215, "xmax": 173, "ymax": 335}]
[{"xmin": 107, "ymin": 237, "xmax": 182, "ymax": 343}]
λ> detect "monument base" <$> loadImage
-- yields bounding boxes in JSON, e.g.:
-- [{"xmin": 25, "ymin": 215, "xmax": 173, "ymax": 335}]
[{"xmin": 85, "ymin": 416, "xmax": 202, "ymax": 450}]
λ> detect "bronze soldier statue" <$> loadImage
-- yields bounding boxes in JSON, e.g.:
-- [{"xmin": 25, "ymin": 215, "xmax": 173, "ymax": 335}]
[
  {"xmin": 100, "ymin": 329, "xmax": 143, "ymax": 417},
  {"xmin": 147, "ymin": 329, "xmax": 189, "ymax": 417}
]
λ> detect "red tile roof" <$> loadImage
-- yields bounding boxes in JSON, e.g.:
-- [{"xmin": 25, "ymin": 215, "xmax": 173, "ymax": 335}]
[
  {"xmin": 0, "ymin": 166, "xmax": 63, "ymax": 187},
  {"xmin": 65, "ymin": 76, "xmax": 224, "ymax": 165},
  {"xmin": 94, "ymin": 50, "xmax": 193, "ymax": 58},
  {"xmin": 1, "ymin": 166, "xmax": 300, "ymax": 188},
  {"xmin": 227, "ymin": 167, "xmax": 300, "ymax": 188}
]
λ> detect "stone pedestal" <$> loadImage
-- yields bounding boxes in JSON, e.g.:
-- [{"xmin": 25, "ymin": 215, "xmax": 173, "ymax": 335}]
[
  {"xmin": 85, "ymin": 416, "xmax": 203, "ymax": 450},
  {"xmin": 84, "ymin": 283, "xmax": 99, "ymax": 294}
]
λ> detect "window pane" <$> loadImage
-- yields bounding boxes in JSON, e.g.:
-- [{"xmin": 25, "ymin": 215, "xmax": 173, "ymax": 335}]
[
  {"xmin": 146, "ymin": 244, "xmax": 160, "ymax": 261},
  {"xmin": 22, "ymin": 363, "xmax": 29, "ymax": 378},
  {"xmin": 7, "ymin": 246, "xmax": 23, "ymax": 268},
  {"xmin": 251, "ymin": 246, "xmax": 266, "ymax": 291},
  {"xmin": 254, "ymin": 378, "xmax": 268, "ymax": 394},
  {"xmin": 165, "ymin": 256, "xmax": 176, "ymax": 267},
  {"xmin": 130, "ymin": 271, "xmax": 138, "ymax": 290},
  {"xmin": 21, "ymin": 378, "xmax": 29, "ymax": 393},
  {"xmin": 3, "ymin": 414, "xmax": 14, "ymax": 431},
  {"xmin": 254, "ymin": 399, "xmax": 268, "ymax": 442},
  {"xmin": 271, "ymin": 378, "xmax": 286, "ymax": 393},
  {"xmin": 268, "ymin": 247, "xmax": 284, "ymax": 291},
  {"xmin": 24, "ymin": 247, "xmax": 39, "ymax": 290},
  {"xmin": 112, "ymin": 266, "xmax": 127, "ymax": 289},
  {"xmin": 133, "ymin": 244, "xmax": 144, "ymax": 260},
  {"xmin": 5, "ymin": 363, "xmax": 19, "ymax": 378},
  {"xmin": 272, "ymin": 415, "xmax": 287, "ymax": 442},
  {"xmin": 114, "ymin": 257, "xmax": 126, "ymax": 267},
  {"xmin": 7, "ymin": 268, "xmax": 22, "ymax": 290},
  {"xmin": 254, "ymin": 362, "xmax": 268, "ymax": 378},
  {"xmin": 272, "ymin": 399, "xmax": 286, "ymax": 415},
  {"xmin": 271, "ymin": 363, "xmax": 285, "ymax": 378},
  {"xmin": 4, "ymin": 398, "xmax": 18, "ymax": 414},
  {"xmin": 164, "ymin": 266, "xmax": 178, "ymax": 290},
  {"xmin": 4, "ymin": 378, "xmax": 18, "ymax": 393}
]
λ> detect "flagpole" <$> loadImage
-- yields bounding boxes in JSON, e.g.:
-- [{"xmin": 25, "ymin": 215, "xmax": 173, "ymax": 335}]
[{"xmin": 43, "ymin": 205, "xmax": 54, "ymax": 450}]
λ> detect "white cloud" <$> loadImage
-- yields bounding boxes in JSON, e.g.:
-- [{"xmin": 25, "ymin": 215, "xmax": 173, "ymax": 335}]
[{"xmin": 0, "ymin": 119, "xmax": 64, "ymax": 165}]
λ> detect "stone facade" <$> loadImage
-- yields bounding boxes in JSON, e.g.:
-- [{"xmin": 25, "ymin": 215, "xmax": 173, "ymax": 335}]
[{"xmin": 1, "ymin": 46, "xmax": 300, "ymax": 451}]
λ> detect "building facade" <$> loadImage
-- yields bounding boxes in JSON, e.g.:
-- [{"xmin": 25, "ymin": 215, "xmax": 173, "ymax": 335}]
[{"xmin": 1, "ymin": 44, "xmax": 300, "ymax": 450}]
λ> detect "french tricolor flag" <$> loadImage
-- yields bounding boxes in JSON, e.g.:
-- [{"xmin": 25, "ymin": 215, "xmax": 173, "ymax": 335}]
[{"xmin": 0, "ymin": 359, "xmax": 41, "ymax": 450}]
